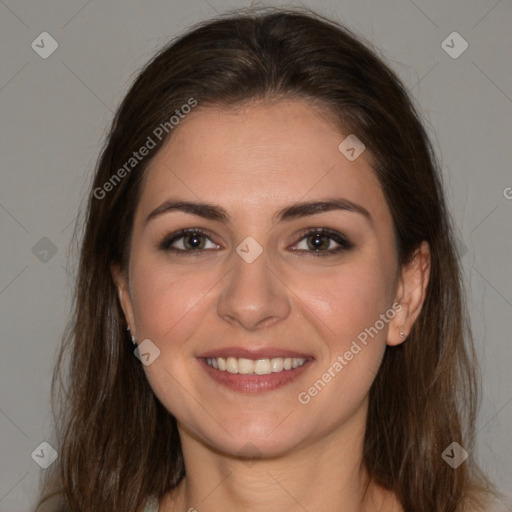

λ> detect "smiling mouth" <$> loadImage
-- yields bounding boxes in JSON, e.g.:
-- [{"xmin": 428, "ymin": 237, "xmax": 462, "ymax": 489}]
[{"xmin": 205, "ymin": 356, "xmax": 308, "ymax": 375}]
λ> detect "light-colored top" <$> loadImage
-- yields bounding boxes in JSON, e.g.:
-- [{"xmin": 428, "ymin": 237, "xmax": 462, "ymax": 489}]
[{"xmin": 144, "ymin": 498, "xmax": 159, "ymax": 512}]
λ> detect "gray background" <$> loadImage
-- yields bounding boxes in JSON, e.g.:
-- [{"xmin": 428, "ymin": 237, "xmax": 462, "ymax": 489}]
[{"xmin": 1, "ymin": 0, "xmax": 511, "ymax": 510}]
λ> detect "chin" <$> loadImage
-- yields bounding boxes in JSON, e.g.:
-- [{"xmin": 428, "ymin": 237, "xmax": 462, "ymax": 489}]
[{"xmin": 181, "ymin": 412, "xmax": 314, "ymax": 459}]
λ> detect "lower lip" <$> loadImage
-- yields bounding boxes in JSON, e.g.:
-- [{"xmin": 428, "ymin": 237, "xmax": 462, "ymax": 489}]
[{"xmin": 198, "ymin": 358, "xmax": 313, "ymax": 392}]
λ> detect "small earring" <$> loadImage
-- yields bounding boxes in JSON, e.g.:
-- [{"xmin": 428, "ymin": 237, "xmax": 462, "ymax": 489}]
[
  {"xmin": 126, "ymin": 325, "xmax": 137, "ymax": 347},
  {"xmin": 399, "ymin": 326, "xmax": 407, "ymax": 339}
]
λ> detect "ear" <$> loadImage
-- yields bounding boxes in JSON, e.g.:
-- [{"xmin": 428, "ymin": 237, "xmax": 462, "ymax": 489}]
[
  {"xmin": 387, "ymin": 241, "xmax": 431, "ymax": 346},
  {"xmin": 111, "ymin": 263, "xmax": 137, "ymax": 337}
]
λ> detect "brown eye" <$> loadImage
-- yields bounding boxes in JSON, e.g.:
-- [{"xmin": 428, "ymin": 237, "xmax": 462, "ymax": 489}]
[
  {"xmin": 158, "ymin": 228, "xmax": 219, "ymax": 255},
  {"xmin": 181, "ymin": 232, "xmax": 206, "ymax": 250},
  {"xmin": 291, "ymin": 228, "xmax": 353, "ymax": 257}
]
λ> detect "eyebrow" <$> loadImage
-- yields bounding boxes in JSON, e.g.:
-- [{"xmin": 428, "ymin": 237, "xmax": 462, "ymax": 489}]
[{"xmin": 144, "ymin": 198, "xmax": 372, "ymax": 226}]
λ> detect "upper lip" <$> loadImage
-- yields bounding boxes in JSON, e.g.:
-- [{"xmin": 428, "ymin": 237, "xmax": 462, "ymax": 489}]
[{"xmin": 196, "ymin": 347, "xmax": 313, "ymax": 359}]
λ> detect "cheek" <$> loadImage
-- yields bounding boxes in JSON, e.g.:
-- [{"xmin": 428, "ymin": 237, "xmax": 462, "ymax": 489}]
[
  {"xmin": 302, "ymin": 261, "xmax": 394, "ymax": 345},
  {"xmin": 129, "ymin": 254, "xmax": 217, "ymax": 345},
  {"xmin": 128, "ymin": 258, "xmax": 220, "ymax": 421},
  {"xmin": 294, "ymin": 260, "xmax": 394, "ymax": 399},
  {"xmin": 292, "ymin": 268, "xmax": 391, "ymax": 421}
]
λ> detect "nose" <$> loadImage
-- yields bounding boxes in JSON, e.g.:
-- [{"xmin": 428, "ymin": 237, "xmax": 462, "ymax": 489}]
[{"xmin": 216, "ymin": 244, "xmax": 292, "ymax": 331}]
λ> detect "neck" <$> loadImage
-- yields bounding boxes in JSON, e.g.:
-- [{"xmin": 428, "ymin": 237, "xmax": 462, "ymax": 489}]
[{"xmin": 161, "ymin": 404, "xmax": 392, "ymax": 512}]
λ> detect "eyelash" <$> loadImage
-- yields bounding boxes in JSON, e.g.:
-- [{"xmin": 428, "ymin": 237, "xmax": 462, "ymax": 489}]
[{"xmin": 158, "ymin": 227, "xmax": 354, "ymax": 258}]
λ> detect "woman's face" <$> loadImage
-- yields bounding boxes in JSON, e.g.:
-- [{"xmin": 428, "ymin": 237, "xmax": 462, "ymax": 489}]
[{"xmin": 114, "ymin": 99, "xmax": 410, "ymax": 458}]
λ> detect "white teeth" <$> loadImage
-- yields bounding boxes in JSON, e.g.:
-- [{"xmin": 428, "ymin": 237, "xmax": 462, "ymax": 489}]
[
  {"xmin": 226, "ymin": 357, "xmax": 238, "ymax": 374},
  {"xmin": 270, "ymin": 357, "xmax": 284, "ymax": 372},
  {"xmin": 238, "ymin": 358, "xmax": 254, "ymax": 374},
  {"xmin": 205, "ymin": 356, "xmax": 307, "ymax": 374},
  {"xmin": 254, "ymin": 359, "xmax": 272, "ymax": 375}
]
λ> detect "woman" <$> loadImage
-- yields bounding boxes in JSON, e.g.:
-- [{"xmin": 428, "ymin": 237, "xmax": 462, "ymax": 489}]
[{"xmin": 36, "ymin": 6, "xmax": 505, "ymax": 512}]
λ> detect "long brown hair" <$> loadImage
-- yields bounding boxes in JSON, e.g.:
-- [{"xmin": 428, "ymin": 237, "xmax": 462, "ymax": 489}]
[{"xmin": 37, "ymin": 6, "xmax": 498, "ymax": 511}]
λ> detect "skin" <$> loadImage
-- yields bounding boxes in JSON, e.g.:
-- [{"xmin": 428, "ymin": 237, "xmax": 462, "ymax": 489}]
[{"xmin": 112, "ymin": 99, "xmax": 430, "ymax": 512}]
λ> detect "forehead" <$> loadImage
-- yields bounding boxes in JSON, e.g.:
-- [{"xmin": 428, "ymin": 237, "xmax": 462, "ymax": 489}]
[{"xmin": 136, "ymin": 100, "xmax": 387, "ymax": 224}]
